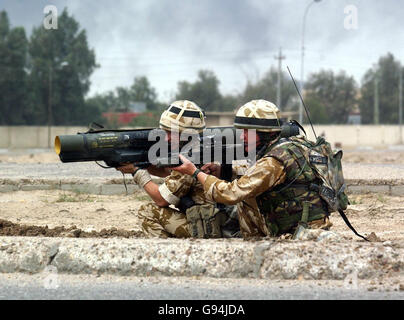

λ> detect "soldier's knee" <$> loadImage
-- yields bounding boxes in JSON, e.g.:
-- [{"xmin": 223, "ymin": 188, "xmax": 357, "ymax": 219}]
[{"xmin": 138, "ymin": 202, "xmax": 160, "ymax": 219}]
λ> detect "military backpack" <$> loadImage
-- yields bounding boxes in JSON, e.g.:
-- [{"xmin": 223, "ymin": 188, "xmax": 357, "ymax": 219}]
[{"xmin": 268, "ymin": 135, "xmax": 368, "ymax": 241}]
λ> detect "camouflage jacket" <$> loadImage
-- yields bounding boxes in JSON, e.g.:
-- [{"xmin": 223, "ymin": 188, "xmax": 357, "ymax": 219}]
[
  {"xmin": 159, "ymin": 170, "xmax": 214, "ymax": 208},
  {"xmin": 203, "ymin": 147, "xmax": 287, "ymax": 236},
  {"xmin": 204, "ymin": 136, "xmax": 329, "ymax": 236},
  {"xmin": 256, "ymin": 136, "xmax": 329, "ymax": 235}
]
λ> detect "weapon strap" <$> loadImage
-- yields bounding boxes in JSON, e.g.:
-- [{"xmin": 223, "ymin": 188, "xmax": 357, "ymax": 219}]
[
  {"xmin": 95, "ymin": 161, "xmax": 113, "ymax": 169},
  {"xmin": 122, "ymin": 172, "xmax": 128, "ymax": 195},
  {"xmin": 338, "ymin": 209, "xmax": 369, "ymax": 241}
]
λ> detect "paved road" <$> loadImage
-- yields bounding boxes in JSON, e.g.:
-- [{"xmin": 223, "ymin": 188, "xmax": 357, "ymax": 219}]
[
  {"xmin": 0, "ymin": 162, "xmax": 119, "ymax": 180},
  {"xmin": 1, "ymin": 147, "xmax": 404, "ymax": 183},
  {"xmin": 0, "ymin": 273, "xmax": 402, "ymax": 300},
  {"xmin": 0, "ymin": 162, "xmax": 404, "ymax": 182}
]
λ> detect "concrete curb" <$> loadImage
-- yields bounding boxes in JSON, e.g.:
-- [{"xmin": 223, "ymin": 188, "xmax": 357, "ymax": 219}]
[
  {"xmin": 0, "ymin": 178, "xmax": 163, "ymax": 195},
  {"xmin": 347, "ymin": 184, "xmax": 404, "ymax": 196},
  {"xmin": 0, "ymin": 178, "xmax": 403, "ymax": 195},
  {"xmin": 0, "ymin": 237, "xmax": 402, "ymax": 280}
]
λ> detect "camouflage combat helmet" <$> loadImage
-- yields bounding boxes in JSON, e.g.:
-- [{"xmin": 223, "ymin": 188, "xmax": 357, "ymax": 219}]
[
  {"xmin": 159, "ymin": 100, "xmax": 206, "ymax": 133},
  {"xmin": 234, "ymin": 99, "xmax": 282, "ymax": 132}
]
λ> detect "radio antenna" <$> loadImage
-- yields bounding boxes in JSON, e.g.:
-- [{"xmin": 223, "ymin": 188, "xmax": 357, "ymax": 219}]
[{"xmin": 287, "ymin": 66, "xmax": 317, "ymax": 139}]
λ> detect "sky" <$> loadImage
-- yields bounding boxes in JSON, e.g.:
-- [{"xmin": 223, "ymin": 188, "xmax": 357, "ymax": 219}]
[{"xmin": 1, "ymin": 0, "xmax": 403, "ymax": 102}]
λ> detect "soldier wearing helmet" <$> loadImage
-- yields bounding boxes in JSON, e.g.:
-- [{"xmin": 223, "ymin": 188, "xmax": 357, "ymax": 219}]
[
  {"xmin": 173, "ymin": 99, "xmax": 332, "ymax": 238},
  {"xmin": 117, "ymin": 100, "xmax": 239, "ymax": 238}
]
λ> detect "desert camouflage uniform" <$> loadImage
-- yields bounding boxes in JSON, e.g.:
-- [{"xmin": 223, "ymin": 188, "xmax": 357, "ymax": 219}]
[
  {"xmin": 136, "ymin": 99, "xmax": 213, "ymax": 238},
  {"xmin": 203, "ymin": 137, "xmax": 332, "ymax": 238},
  {"xmin": 138, "ymin": 170, "xmax": 215, "ymax": 238}
]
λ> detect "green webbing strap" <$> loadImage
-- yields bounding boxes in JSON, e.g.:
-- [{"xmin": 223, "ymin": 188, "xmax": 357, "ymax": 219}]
[
  {"xmin": 292, "ymin": 201, "xmax": 310, "ymax": 240},
  {"xmin": 301, "ymin": 201, "xmax": 309, "ymax": 224}
]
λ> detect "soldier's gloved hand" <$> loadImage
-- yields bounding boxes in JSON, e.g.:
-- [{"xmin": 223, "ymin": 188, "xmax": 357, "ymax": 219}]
[
  {"xmin": 132, "ymin": 169, "xmax": 152, "ymax": 188},
  {"xmin": 116, "ymin": 163, "xmax": 151, "ymax": 188}
]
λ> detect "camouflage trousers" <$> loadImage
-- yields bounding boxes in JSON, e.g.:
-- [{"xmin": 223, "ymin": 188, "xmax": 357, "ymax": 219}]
[
  {"xmin": 236, "ymin": 201, "xmax": 333, "ymax": 238},
  {"xmin": 138, "ymin": 203, "xmax": 191, "ymax": 238},
  {"xmin": 137, "ymin": 201, "xmax": 332, "ymax": 239},
  {"xmin": 138, "ymin": 202, "xmax": 241, "ymax": 238}
]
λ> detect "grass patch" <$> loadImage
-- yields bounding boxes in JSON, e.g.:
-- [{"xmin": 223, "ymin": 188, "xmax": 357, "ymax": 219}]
[
  {"xmin": 376, "ymin": 195, "xmax": 387, "ymax": 203},
  {"xmin": 349, "ymin": 195, "xmax": 362, "ymax": 205},
  {"xmin": 55, "ymin": 192, "xmax": 96, "ymax": 203},
  {"xmin": 133, "ymin": 194, "xmax": 150, "ymax": 202}
]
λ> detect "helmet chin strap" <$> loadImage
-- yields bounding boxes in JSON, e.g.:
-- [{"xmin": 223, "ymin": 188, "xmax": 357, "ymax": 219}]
[
  {"xmin": 255, "ymin": 141, "xmax": 269, "ymax": 160},
  {"xmin": 255, "ymin": 132, "xmax": 280, "ymax": 159}
]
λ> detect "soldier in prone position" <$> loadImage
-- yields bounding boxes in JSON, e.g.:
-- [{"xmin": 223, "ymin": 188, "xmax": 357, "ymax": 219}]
[
  {"xmin": 116, "ymin": 100, "xmax": 240, "ymax": 238},
  {"xmin": 172, "ymin": 99, "xmax": 333, "ymax": 239}
]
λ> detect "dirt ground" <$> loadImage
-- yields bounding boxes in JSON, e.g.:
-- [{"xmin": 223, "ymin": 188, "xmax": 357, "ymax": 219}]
[
  {"xmin": 0, "ymin": 148, "xmax": 403, "ymax": 240},
  {"xmin": 0, "ymin": 190, "xmax": 402, "ymax": 241},
  {"xmin": 342, "ymin": 150, "xmax": 404, "ymax": 165},
  {"xmin": 0, "ymin": 190, "xmax": 147, "ymax": 238}
]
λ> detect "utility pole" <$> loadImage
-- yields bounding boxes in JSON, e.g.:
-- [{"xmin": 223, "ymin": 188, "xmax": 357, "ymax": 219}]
[
  {"xmin": 399, "ymin": 65, "xmax": 403, "ymax": 144},
  {"xmin": 47, "ymin": 61, "xmax": 69, "ymax": 149},
  {"xmin": 300, "ymin": 0, "xmax": 322, "ymax": 123},
  {"xmin": 374, "ymin": 74, "xmax": 379, "ymax": 125},
  {"xmin": 48, "ymin": 64, "xmax": 53, "ymax": 149},
  {"xmin": 274, "ymin": 47, "xmax": 286, "ymax": 110}
]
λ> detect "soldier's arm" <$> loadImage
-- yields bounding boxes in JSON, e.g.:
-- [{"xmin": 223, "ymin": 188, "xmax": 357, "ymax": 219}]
[
  {"xmin": 141, "ymin": 170, "xmax": 195, "ymax": 208},
  {"xmin": 200, "ymin": 162, "xmax": 247, "ymax": 181},
  {"xmin": 143, "ymin": 181, "xmax": 170, "ymax": 207},
  {"xmin": 157, "ymin": 170, "xmax": 195, "ymax": 208},
  {"xmin": 130, "ymin": 169, "xmax": 194, "ymax": 208},
  {"xmin": 172, "ymin": 155, "xmax": 286, "ymax": 205},
  {"xmin": 116, "ymin": 164, "xmax": 170, "ymax": 207},
  {"xmin": 204, "ymin": 157, "xmax": 286, "ymax": 205}
]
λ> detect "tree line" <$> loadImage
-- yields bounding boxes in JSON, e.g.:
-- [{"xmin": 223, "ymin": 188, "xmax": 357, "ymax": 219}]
[{"xmin": 0, "ymin": 9, "xmax": 402, "ymax": 126}]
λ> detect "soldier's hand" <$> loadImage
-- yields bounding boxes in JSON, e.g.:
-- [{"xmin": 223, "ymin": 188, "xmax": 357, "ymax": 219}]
[
  {"xmin": 171, "ymin": 154, "xmax": 197, "ymax": 176},
  {"xmin": 116, "ymin": 163, "xmax": 138, "ymax": 174},
  {"xmin": 201, "ymin": 163, "xmax": 221, "ymax": 177}
]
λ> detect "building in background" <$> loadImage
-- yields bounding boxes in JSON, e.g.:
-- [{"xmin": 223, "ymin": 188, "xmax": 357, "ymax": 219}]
[
  {"xmin": 102, "ymin": 101, "xmax": 147, "ymax": 125},
  {"xmin": 347, "ymin": 108, "xmax": 361, "ymax": 125}
]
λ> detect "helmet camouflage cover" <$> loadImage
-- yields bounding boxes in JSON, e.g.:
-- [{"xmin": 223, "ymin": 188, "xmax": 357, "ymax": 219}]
[
  {"xmin": 234, "ymin": 99, "xmax": 282, "ymax": 132},
  {"xmin": 159, "ymin": 100, "xmax": 206, "ymax": 134}
]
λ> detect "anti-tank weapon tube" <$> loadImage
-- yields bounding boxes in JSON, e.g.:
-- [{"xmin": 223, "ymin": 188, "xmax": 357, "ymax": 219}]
[{"xmin": 55, "ymin": 122, "xmax": 303, "ymax": 168}]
